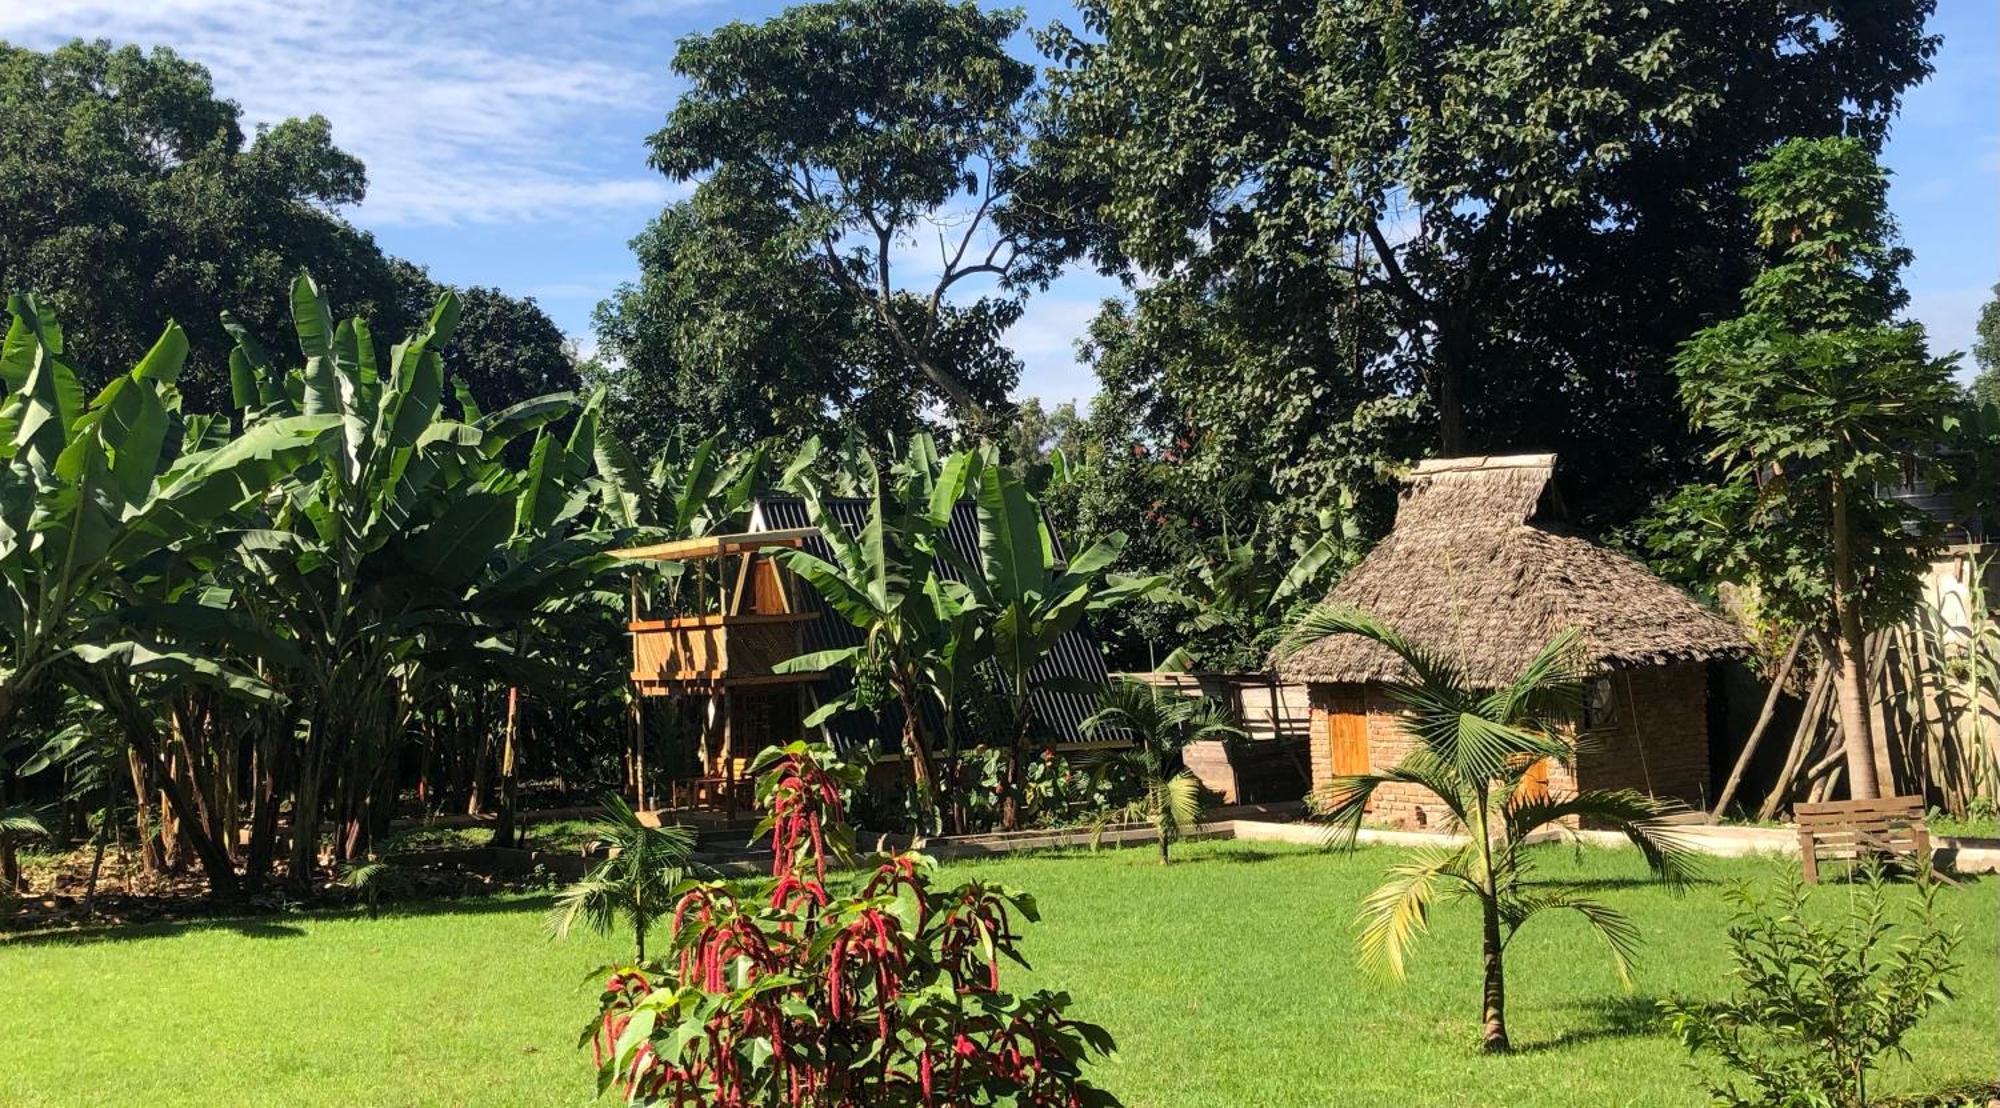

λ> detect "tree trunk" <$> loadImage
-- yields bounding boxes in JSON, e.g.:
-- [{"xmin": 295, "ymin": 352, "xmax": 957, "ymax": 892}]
[
  {"xmin": 894, "ymin": 679, "xmax": 938, "ymax": 835},
  {"xmin": 1828, "ymin": 476, "xmax": 1882, "ymax": 800},
  {"xmin": 245, "ymin": 727, "xmax": 282, "ymax": 892},
  {"xmin": 126, "ymin": 748, "xmax": 165, "ymax": 874},
  {"xmin": 1432, "ymin": 312, "xmax": 1471, "ymax": 455},
  {"xmin": 1480, "ymin": 897, "xmax": 1510, "ymax": 1053},
  {"xmin": 290, "ymin": 724, "xmax": 325, "ymax": 891},
  {"xmin": 126, "ymin": 714, "xmax": 241, "ymax": 902},
  {"xmin": 492, "ymin": 687, "xmax": 521, "ymax": 850}
]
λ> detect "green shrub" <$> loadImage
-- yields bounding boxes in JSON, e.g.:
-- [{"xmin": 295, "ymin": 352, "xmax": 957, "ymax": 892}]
[{"xmin": 1666, "ymin": 865, "xmax": 1962, "ymax": 1108}]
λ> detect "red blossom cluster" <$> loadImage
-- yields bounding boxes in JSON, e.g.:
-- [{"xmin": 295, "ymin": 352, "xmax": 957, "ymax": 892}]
[{"xmin": 584, "ymin": 743, "xmax": 1119, "ymax": 1108}]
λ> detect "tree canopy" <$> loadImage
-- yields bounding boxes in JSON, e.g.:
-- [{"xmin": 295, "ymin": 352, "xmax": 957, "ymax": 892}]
[
  {"xmin": 0, "ymin": 39, "xmax": 580, "ymax": 420},
  {"xmin": 1973, "ymin": 283, "xmax": 2000, "ymax": 409},
  {"xmin": 637, "ymin": 0, "xmax": 1053, "ymax": 429},
  {"xmin": 1027, "ymin": 0, "xmax": 1940, "ymax": 531}
]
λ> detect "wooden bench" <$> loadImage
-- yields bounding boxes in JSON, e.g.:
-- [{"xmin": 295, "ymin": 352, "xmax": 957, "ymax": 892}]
[{"xmin": 1795, "ymin": 796, "xmax": 1943, "ymax": 884}]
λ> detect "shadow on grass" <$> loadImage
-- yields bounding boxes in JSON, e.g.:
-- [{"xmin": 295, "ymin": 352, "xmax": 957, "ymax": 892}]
[
  {"xmin": 0, "ymin": 891, "xmax": 556, "ymax": 949},
  {"xmin": 1512, "ymin": 994, "xmax": 1670, "ymax": 1054},
  {"xmin": 1529, "ymin": 874, "xmax": 1722, "ymax": 892}
]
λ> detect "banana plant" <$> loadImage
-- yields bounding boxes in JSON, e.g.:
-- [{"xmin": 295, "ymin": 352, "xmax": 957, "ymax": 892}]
[
  {"xmin": 1152, "ymin": 511, "xmax": 1353, "ymax": 672},
  {"xmin": 955, "ymin": 459, "xmax": 1161, "ymax": 831},
  {"xmin": 771, "ymin": 443, "xmax": 980, "ymax": 833},
  {"xmin": 0, "ymin": 295, "xmax": 337, "ymax": 891},
  {"xmin": 0, "ymin": 295, "xmax": 336, "ymax": 730},
  {"xmin": 222, "ymin": 273, "xmax": 575, "ymax": 879}
]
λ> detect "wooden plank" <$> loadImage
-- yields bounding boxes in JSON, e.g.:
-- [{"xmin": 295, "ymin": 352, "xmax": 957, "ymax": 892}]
[{"xmin": 610, "ymin": 528, "xmax": 817, "ymax": 563}]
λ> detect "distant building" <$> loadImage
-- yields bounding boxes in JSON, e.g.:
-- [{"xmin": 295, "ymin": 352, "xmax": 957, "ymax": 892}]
[{"xmin": 616, "ymin": 498, "xmax": 1116, "ymax": 808}]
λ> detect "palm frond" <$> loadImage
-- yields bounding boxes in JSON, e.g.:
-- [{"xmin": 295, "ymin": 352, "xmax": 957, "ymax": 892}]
[
  {"xmin": 1355, "ymin": 845, "xmax": 1478, "ymax": 981},
  {"xmin": 1478, "ymin": 626, "xmax": 1587, "ymax": 731},
  {"xmin": 0, "ymin": 806, "xmax": 49, "ymax": 841},
  {"xmin": 547, "ymin": 873, "xmax": 621, "ymax": 941},
  {"xmin": 1503, "ymin": 789, "xmax": 1702, "ymax": 891},
  {"xmin": 1501, "ymin": 888, "xmax": 1643, "ymax": 987},
  {"xmin": 1156, "ymin": 770, "xmax": 1204, "ymax": 839},
  {"xmin": 1309, "ymin": 772, "xmax": 1391, "ymax": 847},
  {"xmin": 1083, "ymin": 678, "xmax": 1243, "ymax": 757}
]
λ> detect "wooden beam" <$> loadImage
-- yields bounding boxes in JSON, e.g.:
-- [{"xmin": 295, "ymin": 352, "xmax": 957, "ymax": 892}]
[{"xmin": 609, "ymin": 528, "xmax": 817, "ymax": 563}]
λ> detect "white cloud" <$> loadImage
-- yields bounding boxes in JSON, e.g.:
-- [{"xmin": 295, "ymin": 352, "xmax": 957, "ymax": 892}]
[{"xmin": 2, "ymin": 0, "xmax": 692, "ymax": 227}]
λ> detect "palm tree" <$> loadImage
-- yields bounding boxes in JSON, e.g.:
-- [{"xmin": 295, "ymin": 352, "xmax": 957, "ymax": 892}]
[
  {"xmin": 1081, "ymin": 680, "xmax": 1242, "ymax": 863},
  {"xmin": 547, "ymin": 795, "xmax": 697, "ymax": 962},
  {"xmin": 1276, "ymin": 607, "xmax": 1698, "ymax": 1053},
  {"xmin": 0, "ymin": 804, "xmax": 48, "ymax": 893}
]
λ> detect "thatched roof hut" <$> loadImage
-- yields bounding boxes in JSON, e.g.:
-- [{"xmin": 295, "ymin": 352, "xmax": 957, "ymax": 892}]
[
  {"xmin": 1274, "ymin": 455, "xmax": 1752, "ymax": 825},
  {"xmin": 1273, "ymin": 454, "xmax": 1749, "ymax": 687}
]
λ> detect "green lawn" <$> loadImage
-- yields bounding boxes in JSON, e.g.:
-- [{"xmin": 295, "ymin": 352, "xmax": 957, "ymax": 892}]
[{"xmin": 1, "ymin": 841, "xmax": 1993, "ymax": 1107}]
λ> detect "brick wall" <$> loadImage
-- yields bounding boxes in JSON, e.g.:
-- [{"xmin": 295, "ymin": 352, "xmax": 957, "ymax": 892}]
[
  {"xmin": 1575, "ymin": 663, "xmax": 1710, "ymax": 811},
  {"xmin": 1306, "ymin": 662, "xmax": 1711, "ymax": 829}
]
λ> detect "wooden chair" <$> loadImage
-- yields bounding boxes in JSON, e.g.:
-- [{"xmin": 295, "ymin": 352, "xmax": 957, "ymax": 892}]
[{"xmin": 1794, "ymin": 795, "xmax": 1947, "ymax": 884}]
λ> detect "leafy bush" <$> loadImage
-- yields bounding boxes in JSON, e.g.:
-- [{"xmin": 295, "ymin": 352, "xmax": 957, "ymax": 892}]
[
  {"xmin": 585, "ymin": 742, "xmax": 1120, "ymax": 1106},
  {"xmin": 1666, "ymin": 865, "xmax": 1962, "ymax": 1108}
]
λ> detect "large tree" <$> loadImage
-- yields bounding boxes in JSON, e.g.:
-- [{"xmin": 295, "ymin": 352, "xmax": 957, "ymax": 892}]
[
  {"xmin": 0, "ymin": 40, "xmax": 409, "ymax": 414},
  {"xmin": 0, "ymin": 40, "xmax": 579, "ymax": 423},
  {"xmin": 640, "ymin": 0, "xmax": 1055, "ymax": 428},
  {"xmin": 391, "ymin": 262, "xmax": 580, "ymax": 419},
  {"xmin": 590, "ymin": 196, "xmax": 917, "ymax": 459},
  {"xmin": 1030, "ymin": 0, "xmax": 1939, "ymax": 529},
  {"xmin": 1657, "ymin": 138, "xmax": 1961, "ymax": 801},
  {"xmin": 1973, "ymin": 283, "xmax": 2000, "ymax": 409}
]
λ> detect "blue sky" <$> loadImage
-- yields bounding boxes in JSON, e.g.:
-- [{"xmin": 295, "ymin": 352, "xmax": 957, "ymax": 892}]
[{"xmin": 8, "ymin": 0, "xmax": 1994, "ymax": 406}]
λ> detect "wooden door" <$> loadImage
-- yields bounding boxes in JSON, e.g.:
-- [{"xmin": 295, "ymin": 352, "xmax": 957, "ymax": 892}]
[
  {"xmin": 1513, "ymin": 757, "xmax": 1551, "ymax": 805},
  {"xmin": 1324, "ymin": 696, "xmax": 1371, "ymax": 811},
  {"xmin": 1323, "ymin": 696, "xmax": 1370, "ymax": 768}
]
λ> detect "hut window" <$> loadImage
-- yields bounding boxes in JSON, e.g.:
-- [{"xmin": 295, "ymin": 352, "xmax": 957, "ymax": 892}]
[{"xmin": 1584, "ymin": 678, "xmax": 1618, "ymax": 728}]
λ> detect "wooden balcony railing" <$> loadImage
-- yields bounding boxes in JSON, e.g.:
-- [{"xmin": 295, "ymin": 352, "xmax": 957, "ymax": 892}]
[{"xmin": 629, "ymin": 611, "xmax": 817, "ymax": 691}]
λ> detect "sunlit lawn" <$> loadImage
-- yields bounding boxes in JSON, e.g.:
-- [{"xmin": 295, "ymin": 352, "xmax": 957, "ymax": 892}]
[{"xmin": 1, "ymin": 841, "xmax": 1992, "ymax": 1107}]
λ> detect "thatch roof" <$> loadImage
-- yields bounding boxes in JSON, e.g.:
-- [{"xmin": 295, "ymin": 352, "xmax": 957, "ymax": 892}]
[{"xmin": 1273, "ymin": 455, "xmax": 1750, "ymax": 687}]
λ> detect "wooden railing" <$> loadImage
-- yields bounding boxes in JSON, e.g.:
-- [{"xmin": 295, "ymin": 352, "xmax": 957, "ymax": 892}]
[{"xmin": 629, "ymin": 612, "xmax": 816, "ymax": 690}]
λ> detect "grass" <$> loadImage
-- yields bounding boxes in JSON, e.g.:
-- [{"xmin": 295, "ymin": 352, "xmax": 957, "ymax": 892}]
[
  {"xmin": 379, "ymin": 818, "xmax": 604, "ymax": 854},
  {"xmin": 0, "ymin": 840, "xmax": 1992, "ymax": 1107}
]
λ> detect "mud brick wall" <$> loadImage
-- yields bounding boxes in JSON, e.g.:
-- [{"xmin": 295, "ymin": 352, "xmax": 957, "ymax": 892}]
[{"xmin": 1307, "ymin": 662, "xmax": 1710, "ymax": 829}]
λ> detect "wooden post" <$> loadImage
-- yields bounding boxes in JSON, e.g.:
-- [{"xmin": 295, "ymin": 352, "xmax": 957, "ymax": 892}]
[
  {"xmin": 1712, "ymin": 629, "xmax": 1806, "ymax": 820},
  {"xmin": 492, "ymin": 686, "xmax": 521, "ymax": 849},
  {"xmin": 1760, "ymin": 660, "xmax": 1833, "ymax": 822}
]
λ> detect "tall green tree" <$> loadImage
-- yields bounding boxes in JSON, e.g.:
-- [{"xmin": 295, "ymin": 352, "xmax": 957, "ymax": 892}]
[
  {"xmin": 1655, "ymin": 138, "xmax": 1961, "ymax": 801},
  {"xmin": 0, "ymin": 40, "xmax": 408, "ymax": 413},
  {"xmin": 642, "ymin": 0, "xmax": 1054, "ymax": 425},
  {"xmin": 1030, "ymin": 0, "xmax": 1939, "ymax": 529},
  {"xmin": 589, "ymin": 197, "xmax": 911, "ymax": 458},
  {"xmin": 1972, "ymin": 283, "xmax": 2000, "ymax": 410},
  {"xmin": 1277, "ymin": 608, "xmax": 1697, "ymax": 1054}
]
